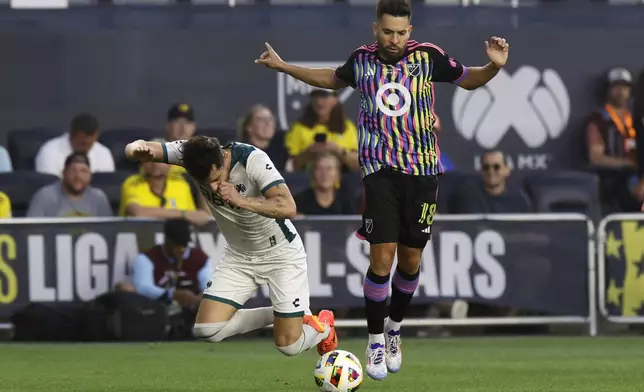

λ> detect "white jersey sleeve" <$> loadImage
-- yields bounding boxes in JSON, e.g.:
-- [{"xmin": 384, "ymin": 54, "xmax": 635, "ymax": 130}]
[
  {"xmin": 162, "ymin": 140, "xmax": 187, "ymax": 165},
  {"xmin": 245, "ymin": 150, "xmax": 286, "ymax": 194}
]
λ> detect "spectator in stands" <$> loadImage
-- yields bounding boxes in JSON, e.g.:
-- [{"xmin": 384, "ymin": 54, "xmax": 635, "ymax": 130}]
[
  {"xmin": 166, "ymin": 103, "xmax": 196, "ymax": 142},
  {"xmin": 27, "ymin": 153, "xmax": 112, "ymax": 217},
  {"xmin": 116, "ymin": 219, "xmax": 213, "ymax": 338},
  {"xmin": 586, "ymin": 67, "xmax": 641, "ymax": 213},
  {"xmin": 119, "ymin": 142, "xmax": 210, "ymax": 226},
  {"xmin": 0, "ymin": 191, "xmax": 11, "ymax": 218},
  {"xmin": 286, "ymin": 89, "xmax": 359, "ymax": 172},
  {"xmin": 0, "ymin": 146, "xmax": 12, "ymax": 173},
  {"xmin": 238, "ymin": 104, "xmax": 289, "ymax": 172},
  {"xmin": 294, "ymin": 151, "xmax": 357, "ymax": 215},
  {"xmin": 35, "ymin": 113, "xmax": 115, "ymax": 177},
  {"xmin": 454, "ymin": 150, "xmax": 530, "ymax": 214},
  {"xmin": 634, "ymin": 67, "xmax": 644, "ymax": 201}
]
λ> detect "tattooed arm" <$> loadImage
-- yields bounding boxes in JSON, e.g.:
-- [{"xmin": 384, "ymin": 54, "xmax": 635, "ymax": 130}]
[
  {"xmin": 215, "ymin": 149, "xmax": 297, "ymax": 219},
  {"xmin": 236, "ymin": 183, "xmax": 296, "ymax": 219}
]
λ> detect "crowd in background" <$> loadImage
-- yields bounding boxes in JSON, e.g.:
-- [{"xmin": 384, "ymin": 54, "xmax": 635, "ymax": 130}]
[
  {"xmin": 0, "ymin": 65, "xmax": 643, "ymax": 221},
  {"xmin": 0, "ymin": 60, "xmax": 642, "ymax": 338}
]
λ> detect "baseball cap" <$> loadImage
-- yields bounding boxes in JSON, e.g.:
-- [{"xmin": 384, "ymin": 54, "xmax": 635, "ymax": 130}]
[
  {"xmin": 607, "ymin": 67, "xmax": 633, "ymax": 86},
  {"xmin": 64, "ymin": 152, "xmax": 90, "ymax": 169},
  {"xmin": 164, "ymin": 218, "xmax": 193, "ymax": 247},
  {"xmin": 167, "ymin": 103, "xmax": 195, "ymax": 122}
]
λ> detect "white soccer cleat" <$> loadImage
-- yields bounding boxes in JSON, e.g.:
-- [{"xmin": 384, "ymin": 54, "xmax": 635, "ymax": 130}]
[
  {"xmin": 365, "ymin": 341, "xmax": 388, "ymax": 381},
  {"xmin": 385, "ymin": 328, "xmax": 402, "ymax": 373}
]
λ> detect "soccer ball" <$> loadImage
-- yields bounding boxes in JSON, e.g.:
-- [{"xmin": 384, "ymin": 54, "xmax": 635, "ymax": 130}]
[{"xmin": 313, "ymin": 350, "xmax": 363, "ymax": 392}]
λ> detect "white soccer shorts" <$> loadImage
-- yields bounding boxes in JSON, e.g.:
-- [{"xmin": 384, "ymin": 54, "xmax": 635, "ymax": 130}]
[{"xmin": 202, "ymin": 236, "xmax": 310, "ymax": 318}]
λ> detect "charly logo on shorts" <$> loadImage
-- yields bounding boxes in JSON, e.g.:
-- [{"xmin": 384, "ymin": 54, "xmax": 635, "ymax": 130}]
[
  {"xmin": 276, "ymin": 62, "xmax": 356, "ymax": 131},
  {"xmin": 452, "ymin": 65, "xmax": 570, "ymax": 149}
]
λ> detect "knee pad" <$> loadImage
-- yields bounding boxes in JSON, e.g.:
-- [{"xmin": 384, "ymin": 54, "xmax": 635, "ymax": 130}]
[
  {"xmin": 193, "ymin": 322, "xmax": 227, "ymax": 342},
  {"xmin": 275, "ymin": 333, "xmax": 305, "ymax": 356}
]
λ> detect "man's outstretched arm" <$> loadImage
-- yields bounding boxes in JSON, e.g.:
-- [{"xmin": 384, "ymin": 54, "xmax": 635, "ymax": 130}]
[
  {"xmin": 125, "ymin": 140, "xmax": 186, "ymax": 166},
  {"xmin": 458, "ymin": 36, "xmax": 509, "ymax": 90},
  {"xmin": 255, "ymin": 42, "xmax": 349, "ymax": 90}
]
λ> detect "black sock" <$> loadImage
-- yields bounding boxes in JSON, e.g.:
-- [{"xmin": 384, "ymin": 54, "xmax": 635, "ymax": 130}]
[
  {"xmin": 363, "ymin": 268, "xmax": 390, "ymax": 335},
  {"xmin": 389, "ymin": 266, "xmax": 420, "ymax": 323}
]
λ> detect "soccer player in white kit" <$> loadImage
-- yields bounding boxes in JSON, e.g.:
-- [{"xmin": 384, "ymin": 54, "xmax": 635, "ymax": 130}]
[{"xmin": 124, "ymin": 135, "xmax": 338, "ymax": 357}]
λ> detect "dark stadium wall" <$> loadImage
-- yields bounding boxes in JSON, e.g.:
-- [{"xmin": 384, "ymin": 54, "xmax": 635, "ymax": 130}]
[{"xmin": 0, "ymin": 4, "xmax": 642, "ymax": 174}]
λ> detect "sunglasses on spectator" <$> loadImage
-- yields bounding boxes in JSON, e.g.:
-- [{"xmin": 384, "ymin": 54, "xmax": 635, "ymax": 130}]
[{"xmin": 482, "ymin": 163, "xmax": 502, "ymax": 172}]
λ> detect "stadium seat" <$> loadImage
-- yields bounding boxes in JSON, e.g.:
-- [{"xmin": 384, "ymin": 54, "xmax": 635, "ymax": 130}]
[
  {"xmin": 283, "ymin": 172, "xmax": 310, "ymax": 197},
  {"xmin": 0, "ymin": 171, "xmax": 58, "ymax": 217},
  {"xmin": 341, "ymin": 170, "xmax": 363, "ymax": 211},
  {"xmin": 99, "ymin": 128, "xmax": 161, "ymax": 171},
  {"xmin": 91, "ymin": 171, "xmax": 133, "ymax": 214},
  {"xmin": 7, "ymin": 128, "xmax": 60, "ymax": 171},
  {"xmin": 437, "ymin": 171, "xmax": 481, "ymax": 214},
  {"xmin": 199, "ymin": 128, "xmax": 238, "ymax": 144},
  {"xmin": 523, "ymin": 171, "xmax": 601, "ymax": 221}
]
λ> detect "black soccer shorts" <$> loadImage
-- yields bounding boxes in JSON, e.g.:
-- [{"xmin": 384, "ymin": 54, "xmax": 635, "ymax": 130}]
[{"xmin": 357, "ymin": 167, "xmax": 439, "ymax": 249}]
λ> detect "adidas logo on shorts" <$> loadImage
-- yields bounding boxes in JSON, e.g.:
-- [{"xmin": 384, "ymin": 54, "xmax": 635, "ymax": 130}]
[{"xmin": 421, "ymin": 226, "xmax": 432, "ymax": 234}]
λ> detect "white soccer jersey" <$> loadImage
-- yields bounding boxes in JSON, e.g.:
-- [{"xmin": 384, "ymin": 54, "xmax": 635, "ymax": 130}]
[{"xmin": 163, "ymin": 140, "xmax": 299, "ymax": 254}]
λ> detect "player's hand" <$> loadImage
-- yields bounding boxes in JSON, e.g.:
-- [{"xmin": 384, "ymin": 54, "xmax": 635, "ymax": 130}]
[
  {"xmin": 125, "ymin": 140, "xmax": 154, "ymax": 162},
  {"xmin": 306, "ymin": 143, "xmax": 327, "ymax": 154},
  {"xmin": 485, "ymin": 36, "xmax": 509, "ymax": 69},
  {"xmin": 254, "ymin": 42, "xmax": 286, "ymax": 71},
  {"xmin": 184, "ymin": 210, "xmax": 211, "ymax": 226},
  {"xmin": 173, "ymin": 289, "xmax": 201, "ymax": 309},
  {"xmin": 324, "ymin": 141, "xmax": 343, "ymax": 155},
  {"xmin": 216, "ymin": 182, "xmax": 245, "ymax": 207}
]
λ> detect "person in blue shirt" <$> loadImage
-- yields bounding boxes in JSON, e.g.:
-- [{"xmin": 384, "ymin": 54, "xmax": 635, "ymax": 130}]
[{"xmin": 130, "ymin": 218, "xmax": 213, "ymax": 311}]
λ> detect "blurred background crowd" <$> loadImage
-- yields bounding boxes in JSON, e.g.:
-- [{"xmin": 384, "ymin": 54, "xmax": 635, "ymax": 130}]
[{"xmin": 1, "ymin": 0, "xmax": 644, "ymax": 341}]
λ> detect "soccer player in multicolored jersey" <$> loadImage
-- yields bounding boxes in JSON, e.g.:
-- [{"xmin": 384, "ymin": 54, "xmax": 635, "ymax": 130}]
[
  {"xmin": 124, "ymin": 136, "xmax": 338, "ymax": 358},
  {"xmin": 256, "ymin": 0, "xmax": 509, "ymax": 381}
]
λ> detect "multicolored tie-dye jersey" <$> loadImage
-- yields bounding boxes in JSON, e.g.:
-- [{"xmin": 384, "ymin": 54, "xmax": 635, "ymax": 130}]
[{"xmin": 335, "ymin": 40, "xmax": 468, "ymax": 177}]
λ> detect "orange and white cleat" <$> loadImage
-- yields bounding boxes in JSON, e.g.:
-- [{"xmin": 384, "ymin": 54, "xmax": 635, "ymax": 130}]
[{"xmin": 316, "ymin": 309, "xmax": 338, "ymax": 355}]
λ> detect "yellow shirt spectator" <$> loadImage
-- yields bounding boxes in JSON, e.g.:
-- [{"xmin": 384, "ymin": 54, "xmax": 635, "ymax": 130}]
[
  {"xmin": 0, "ymin": 191, "xmax": 11, "ymax": 218},
  {"xmin": 119, "ymin": 172, "xmax": 196, "ymax": 216},
  {"xmin": 285, "ymin": 119, "xmax": 358, "ymax": 157}
]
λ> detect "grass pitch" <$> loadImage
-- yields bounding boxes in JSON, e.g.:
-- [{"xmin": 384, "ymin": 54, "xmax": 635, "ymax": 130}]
[{"xmin": 1, "ymin": 337, "xmax": 644, "ymax": 391}]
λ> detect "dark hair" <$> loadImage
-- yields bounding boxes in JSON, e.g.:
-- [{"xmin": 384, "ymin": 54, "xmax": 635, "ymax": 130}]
[
  {"xmin": 70, "ymin": 113, "xmax": 99, "ymax": 135},
  {"xmin": 297, "ymin": 99, "xmax": 347, "ymax": 134},
  {"xmin": 482, "ymin": 150, "xmax": 507, "ymax": 165},
  {"xmin": 376, "ymin": 0, "xmax": 412, "ymax": 20},
  {"xmin": 64, "ymin": 152, "xmax": 90, "ymax": 169},
  {"xmin": 164, "ymin": 218, "xmax": 192, "ymax": 247},
  {"xmin": 180, "ymin": 136, "xmax": 223, "ymax": 182}
]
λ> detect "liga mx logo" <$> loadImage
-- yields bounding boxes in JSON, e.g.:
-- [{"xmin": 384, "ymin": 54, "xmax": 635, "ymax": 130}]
[
  {"xmin": 277, "ymin": 62, "xmax": 356, "ymax": 131},
  {"xmin": 452, "ymin": 65, "xmax": 570, "ymax": 149}
]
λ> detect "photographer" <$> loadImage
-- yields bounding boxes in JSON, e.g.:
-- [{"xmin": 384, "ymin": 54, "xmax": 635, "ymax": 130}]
[{"xmin": 126, "ymin": 218, "xmax": 213, "ymax": 337}]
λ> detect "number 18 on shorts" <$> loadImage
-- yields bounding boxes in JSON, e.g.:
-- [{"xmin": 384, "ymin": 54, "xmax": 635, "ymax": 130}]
[{"xmin": 358, "ymin": 168, "xmax": 438, "ymax": 249}]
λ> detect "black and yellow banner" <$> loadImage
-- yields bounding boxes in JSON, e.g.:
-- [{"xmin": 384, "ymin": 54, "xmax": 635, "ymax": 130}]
[
  {"xmin": 0, "ymin": 217, "xmax": 591, "ymax": 320},
  {"xmin": 604, "ymin": 219, "xmax": 644, "ymax": 317}
]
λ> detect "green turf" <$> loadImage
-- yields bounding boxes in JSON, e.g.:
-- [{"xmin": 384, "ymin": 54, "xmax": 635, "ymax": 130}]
[{"xmin": 1, "ymin": 337, "xmax": 644, "ymax": 391}]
